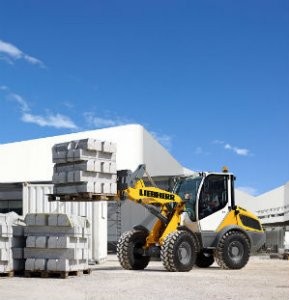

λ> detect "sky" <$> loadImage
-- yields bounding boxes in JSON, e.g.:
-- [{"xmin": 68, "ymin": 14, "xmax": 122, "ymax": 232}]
[{"xmin": 0, "ymin": 0, "xmax": 288, "ymax": 196}]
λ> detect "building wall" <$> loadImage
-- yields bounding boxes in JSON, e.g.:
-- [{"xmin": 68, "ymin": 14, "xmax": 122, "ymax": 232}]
[{"xmin": 255, "ymin": 182, "xmax": 289, "ymax": 224}]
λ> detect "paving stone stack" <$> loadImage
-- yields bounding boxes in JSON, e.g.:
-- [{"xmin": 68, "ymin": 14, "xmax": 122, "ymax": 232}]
[
  {"xmin": 52, "ymin": 138, "xmax": 117, "ymax": 195},
  {"xmin": 0, "ymin": 212, "xmax": 26, "ymax": 274},
  {"xmin": 24, "ymin": 213, "xmax": 91, "ymax": 274}
]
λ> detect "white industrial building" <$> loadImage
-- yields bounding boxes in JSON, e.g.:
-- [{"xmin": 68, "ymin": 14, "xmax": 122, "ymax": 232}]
[{"xmin": 0, "ymin": 124, "xmax": 288, "ymax": 257}]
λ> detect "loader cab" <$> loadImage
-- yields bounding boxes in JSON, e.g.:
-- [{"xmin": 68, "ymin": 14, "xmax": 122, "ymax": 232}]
[{"xmin": 175, "ymin": 172, "xmax": 234, "ymax": 225}]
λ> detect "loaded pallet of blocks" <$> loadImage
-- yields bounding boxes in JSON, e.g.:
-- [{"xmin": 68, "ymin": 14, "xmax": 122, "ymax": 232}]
[
  {"xmin": 0, "ymin": 212, "xmax": 26, "ymax": 275},
  {"xmin": 52, "ymin": 138, "xmax": 117, "ymax": 195},
  {"xmin": 24, "ymin": 213, "xmax": 91, "ymax": 276}
]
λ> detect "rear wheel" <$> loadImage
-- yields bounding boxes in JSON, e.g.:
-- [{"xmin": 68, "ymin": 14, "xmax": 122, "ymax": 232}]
[
  {"xmin": 196, "ymin": 250, "xmax": 214, "ymax": 268},
  {"xmin": 161, "ymin": 230, "xmax": 197, "ymax": 272},
  {"xmin": 214, "ymin": 230, "xmax": 250, "ymax": 270},
  {"xmin": 117, "ymin": 229, "xmax": 150, "ymax": 270}
]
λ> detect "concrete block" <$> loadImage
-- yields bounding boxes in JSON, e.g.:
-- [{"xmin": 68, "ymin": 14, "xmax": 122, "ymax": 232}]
[
  {"xmin": 54, "ymin": 160, "xmax": 102, "ymax": 173},
  {"xmin": 54, "ymin": 182, "xmax": 95, "ymax": 194},
  {"xmin": 76, "ymin": 138, "xmax": 102, "ymax": 151},
  {"xmin": 35, "ymin": 258, "xmax": 46, "ymax": 271},
  {"xmin": 67, "ymin": 149, "xmax": 97, "ymax": 162},
  {"xmin": 0, "ymin": 224, "xmax": 13, "ymax": 237},
  {"xmin": 26, "ymin": 236, "xmax": 36, "ymax": 248},
  {"xmin": 35, "ymin": 236, "xmax": 47, "ymax": 248},
  {"xmin": 0, "ymin": 238, "xmax": 10, "ymax": 249},
  {"xmin": 25, "ymin": 258, "xmax": 35, "ymax": 271},
  {"xmin": 57, "ymin": 214, "xmax": 88, "ymax": 228},
  {"xmin": 97, "ymin": 151, "xmax": 116, "ymax": 161},
  {"xmin": 47, "ymin": 259, "xmax": 57, "ymax": 271},
  {"xmin": 93, "ymin": 182, "xmax": 102, "ymax": 194},
  {"xmin": 0, "ymin": 261, "xmax": 13, "ymax": 273},
  {"xmin": 48, "ymin": 214, "xmax": 58, "ymax": 226},
  {"xmin": 25, "ymin": 214, "xmax": 36, "ymax": 226},
  {"xmin": 24, "ymin": 226, "xmax": 84, "ymax": 237},
  {"xmin": 47, "ymin": 236, "xmax": 58, "ymax": 248},
  {"xmin": 35, "ymin": 214, "xmax": 49, "ymax": 226},
  {"xmin": 55, "ymin": 236, "xmax": 88, "ymax": 249},
  {"xmin": 0, "ymin": 248, "xmax": 11, "ymax": 261},
  {"xmin": 82, "ymin": 248, "xmax": 89, "ymax": 260},
  {"xmin": 110, "ymin": 183, "xmax": 117, "ymax": 195},
  {"xmin": 110, "ymin": 162, "xmax": 117, "ymax": 173},
  {"xmin": 66, "ymin": 170, "xmax": 117, "ymax": 183},
  {"xmin": 24, "ymin": 248, "xmax": 83, "ymax": 260},
  {"xmin": 52, "ymin": 172, "xmax": 67, "ymax": 184},
  {"xmin": 102, "ymin": 141, "xmax": 116, "ymax": 153},
  {"xmin": 47, "ymin": 259, "xmax": 87, "ymax": 272},
  {"xmin": 101, "ymin": 161, "xmax": 110, "ymax": 173},
  {"xmin": 102, "ymin": 183, "xmax": 111, "ymax": 194}
]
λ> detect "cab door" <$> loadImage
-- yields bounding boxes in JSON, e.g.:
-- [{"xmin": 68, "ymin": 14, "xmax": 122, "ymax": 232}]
[{"xmin": 197, "ymin": 174, "xmax": 230, "ymax": 246}]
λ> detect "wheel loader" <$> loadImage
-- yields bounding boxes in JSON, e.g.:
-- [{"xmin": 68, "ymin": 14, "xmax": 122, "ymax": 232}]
[{"xmin": 116, "ymin": 165, "xmax": 265, "ymax": 272}]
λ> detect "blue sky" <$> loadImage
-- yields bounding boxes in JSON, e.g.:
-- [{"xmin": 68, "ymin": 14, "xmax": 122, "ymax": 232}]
[{"xmin": 0, "ymin": 0, "xmax": 288, "ymax": 195}]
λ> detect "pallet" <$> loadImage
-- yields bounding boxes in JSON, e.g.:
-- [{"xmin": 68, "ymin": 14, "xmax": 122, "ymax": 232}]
[
  {"xmin": 0, "ymin": 271, "xmax": 14, "ymax": 278},
  {"xmin": 24, "ymin": 269, "xmax": 91, "ymax": 279},
  {"xmin": 48, "ymin": 193, "xmax": 118, "ymax": 202}
]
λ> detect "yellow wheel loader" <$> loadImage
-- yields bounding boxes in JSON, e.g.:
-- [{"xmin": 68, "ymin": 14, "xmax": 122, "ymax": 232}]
[{"xmin": 116, "ymin": 165, "xmax": 265, "ymax": 272}]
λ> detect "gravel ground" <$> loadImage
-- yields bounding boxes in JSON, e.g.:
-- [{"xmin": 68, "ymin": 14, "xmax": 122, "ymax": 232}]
[{"xmin": 1, "ymin": 255, "xmax": 288, "ymax": 300}]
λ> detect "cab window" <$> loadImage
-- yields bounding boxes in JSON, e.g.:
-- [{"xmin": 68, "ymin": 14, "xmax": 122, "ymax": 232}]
[
  {"xmin": 198, "ymin": 175, "xmax": 228, "ymax": 219},
  {"xmin": 175, "ymin": 177, "xmax": 202, "ymax": 222}
]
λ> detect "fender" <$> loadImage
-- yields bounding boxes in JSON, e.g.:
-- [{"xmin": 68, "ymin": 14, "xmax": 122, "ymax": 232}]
[
  {"xmin": 133, "ymin": 225, "xmax": 150, "ymax": 235},
  {"xmin": 177, "ymin": 225, "xmax": 202, "ymax": 252},
  {"xmin": 212, "ymin": 225, "xmax": 251, "ymax": 249}
]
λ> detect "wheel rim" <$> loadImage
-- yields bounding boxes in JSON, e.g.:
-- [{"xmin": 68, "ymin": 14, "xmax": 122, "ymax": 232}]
[
  {"xmin": 228, "ymin": 241, "xmax": 244, "ymax": 261},
  {"xmin": 178, "ymin": 241, "xmax": 192, "ymax": 265}
]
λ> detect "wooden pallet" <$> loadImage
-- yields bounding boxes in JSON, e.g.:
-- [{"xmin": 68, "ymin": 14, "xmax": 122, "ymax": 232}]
[
  {"xmin": 48, "ymin": 193, "xmax": 118, "ymax": 202},
  {"xmin": 24, "ymin": 269, "xmax": 92, "ymax": 279},
  {"xmin": 0, "ymin": 271, "xmax": 14, "ymax": 278}
]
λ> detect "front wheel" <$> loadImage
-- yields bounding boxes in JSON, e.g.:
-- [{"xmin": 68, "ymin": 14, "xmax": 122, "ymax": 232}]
[
  {"xmin": 117, "ymin": 229, "xmax": 150, "ymax": 270},
  {"xmin": 161, "ymin": 230, "xmax": 197, "ymax": 272},
  {"xmin": 214, "ymin": 230, "xmax": 250, "ymax": 270}
]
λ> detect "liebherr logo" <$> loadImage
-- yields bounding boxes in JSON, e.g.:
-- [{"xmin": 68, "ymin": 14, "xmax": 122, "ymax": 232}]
[{"xmin": 139, "ymin": 189, "xmax": 175, "ymax": 200}]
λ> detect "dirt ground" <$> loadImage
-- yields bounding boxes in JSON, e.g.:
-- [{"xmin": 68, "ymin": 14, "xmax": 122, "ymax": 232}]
[{"xmin": 1, "ymin": 255, "xmax": 288, "ymax": 300}]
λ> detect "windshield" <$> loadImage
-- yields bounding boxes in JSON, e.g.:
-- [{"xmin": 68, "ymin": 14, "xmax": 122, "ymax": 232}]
[
  {"xmin": 174, "ymin": 176, "xmax": 202, "ymax": 222},
  {"xmin": 174, "ymin": 176, "xmax": 202, "ymax": 202}
]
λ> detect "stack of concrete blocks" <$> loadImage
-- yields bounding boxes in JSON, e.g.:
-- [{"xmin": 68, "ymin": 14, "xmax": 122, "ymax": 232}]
[
  {"xmin": 52, "ymin": 138, "xmax": 117, "ymax": 195},
  {"xmin": 0, "ymin": 212, "xmax": 26, "ymax": 274},
  {"xmin": 24, "ymin": 213, "xmax": 91, "ymax": 273}
]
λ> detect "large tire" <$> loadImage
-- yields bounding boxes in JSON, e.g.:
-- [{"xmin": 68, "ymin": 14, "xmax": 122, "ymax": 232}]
[
  {"xmin": 117, "ymin": 229, "xmax": 150, "ymax": 270},
  {"xmin": 161, "ymin": 230, "xmax": 197, "ymax": 272},
  {"xmin": 214, "ymin": 230, "xmax": 250, "ymax": 270},
  {"xmin": 196, "ymin": 250, "xmax": 214, "ymax": 268}
]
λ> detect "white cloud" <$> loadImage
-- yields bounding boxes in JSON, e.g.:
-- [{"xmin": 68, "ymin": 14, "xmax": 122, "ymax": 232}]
[
  {"xmin": 224, "ymin": 143, "xmax": 250, "ymax": 156},
  {"xmin": 194, "ymin": 146, "xmax": 210, "ymax": 156},
  {"xmin": 194, "ymin": 146, "xmax": 203, "ymax": 155},
  {"xmin": 84, "ymin": 112, "xmax": 128, "ymax": 128},
  {"xmin": 22, "ymin": 112, "xmax": 77, "ymax": 129},
  {"xmin": 0, "ymin": 85, "xmax": 8, "ymax": 91},
  {"xmin": 9, "ymin": 93, "xmax": 30, "ymax": 112},
  {"xmin": 0, "ymin": 39, "xmax": 45, "ymax": 67},
  {"xmin": 237, "ymin": 186, "xmax": 258, "ymax": 196},
  {"xmin": 212, "ymin": 140, "xmax": 225, "ymax": 145},
  {"xmin": 6, "ymin": 88, "xmax": 77, "ymax": 129}
]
